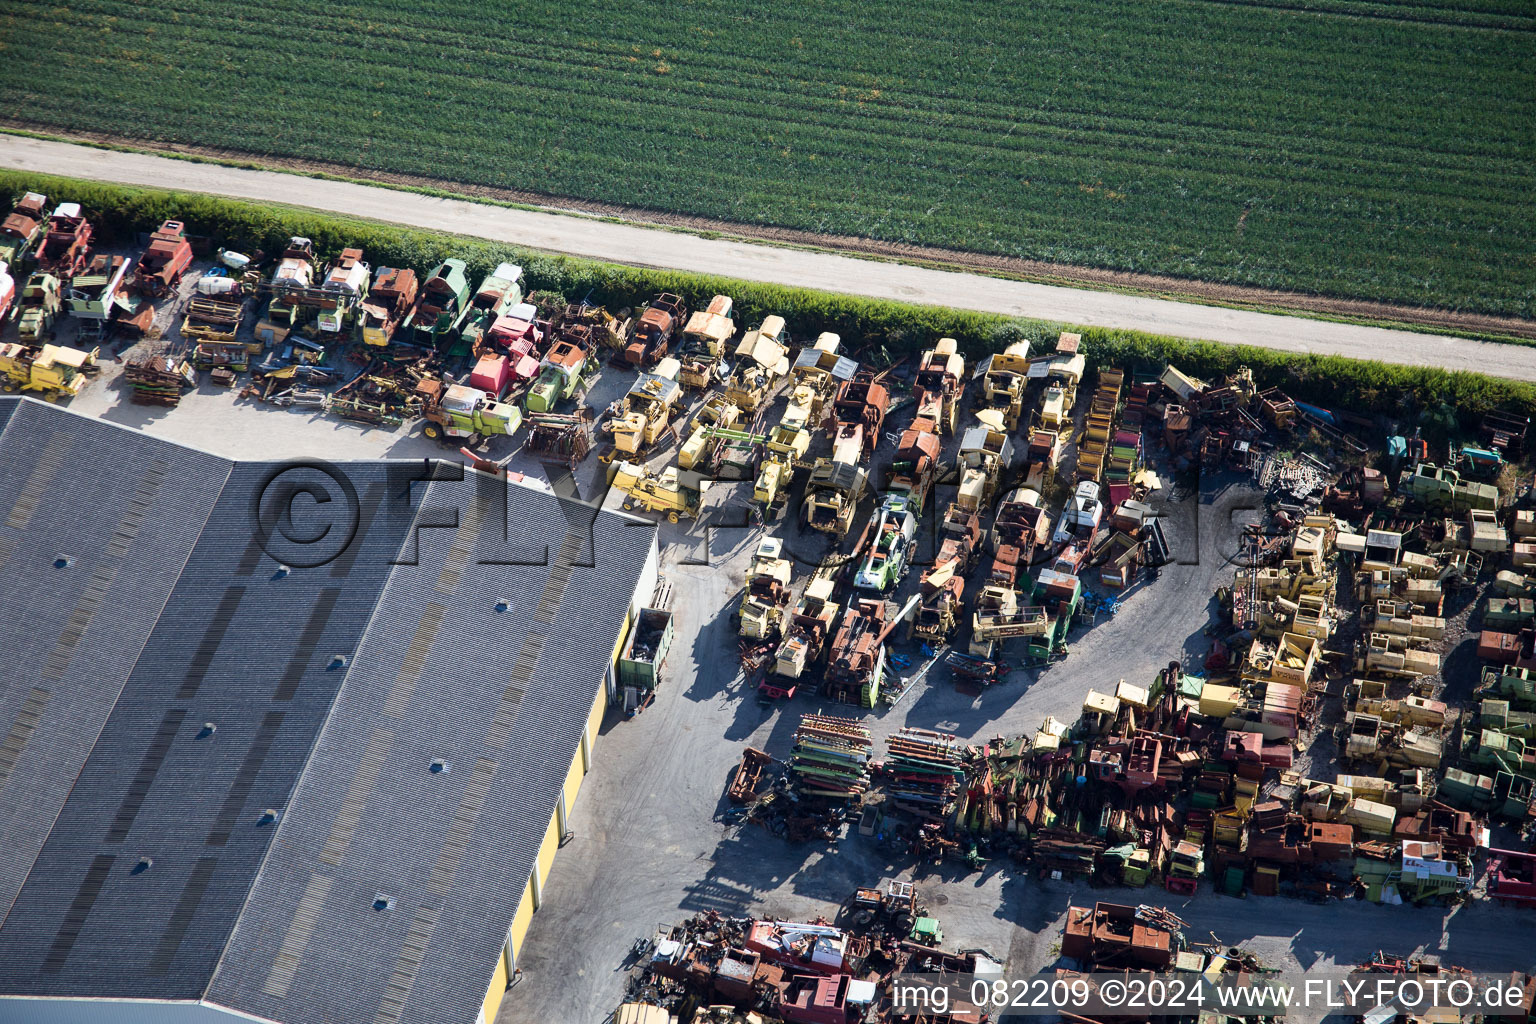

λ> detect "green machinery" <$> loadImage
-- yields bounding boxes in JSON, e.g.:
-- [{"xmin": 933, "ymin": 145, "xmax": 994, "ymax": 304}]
[
  {"xmin": 1398, "ymin": 463, "xmax": 1498, "ymax": 513},
  {"xmin": 402, "ymin": 258, "xmax": 471, "ymax": 349},
  {"xmin": 525, "ymin": 338, "xmax": 594, "ymax": 413}
]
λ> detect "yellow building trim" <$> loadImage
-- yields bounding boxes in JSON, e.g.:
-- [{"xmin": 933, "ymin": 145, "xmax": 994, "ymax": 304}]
[
  {"xmin": 611, "ymin": 609, "xmax": 633, "ymax": 665},
  {"xmin": 508, "ymin": 875, "xmax": 535, "ymax": 962},
  {"xmin": 536, "ymin": 808, "xmax": 560, "ymax": 891},
  {"xmin": 481, "ymin": 946, "xmax": 510, "ymax": 1022},
  {"xmin": 562, "ymin": 747, "xmax": 584, "ymax": 820}
]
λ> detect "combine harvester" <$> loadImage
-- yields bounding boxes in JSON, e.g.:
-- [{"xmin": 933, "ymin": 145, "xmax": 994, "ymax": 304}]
[
  {"xmin": 912, "ymin": 506, "xmax": 983, "ymax": 644},
  {"xmin": 853, "ymin": 493, "xmax": 917, "ymax": 593},
  {"xmin": 802, "ymin": 411, "xmax": 869, "ymax": 535},
  {"xmin": 401, "ymin": 258, "xmax": 472, "ymax": 350},
  {"xmin": 0, "ymin": 192, "xmax": 50, "ymax": 268},
  {"xmin": 65, "ymin": 254, "xmax": 130, "ymax": 341},
  {"xmin": 788, "ymin": 332, "xmax": 856, "ymax": 428},
  {"xmin": 32, "ymin": 202, "xmax": 93, "ymax": 280},
  {"xmin": 829, "ymin": 373, "xmax": 889, "ymax": 459},
  {"xmin": 978, "ymin": 339, "xmax": 1031, "ymax": 429},
  {"xmin": 911, "ymin": 337, "xmax": 967, "ymax": 434},
  {"xmin": 0, "ymin": 341, "xmax": 98, "ymax": 401},
  {"xmin": 624, "ymin": 292, "xmax": 687, "ymax": 368},
  {"xmin": 676, "ymin": 294, "xmax": 734, "ymax": 389},
  {"xmin": 753, "ymin": 411, "xmax": 812, "ymax": 515},
  {"xmin": 765, "ymin": 560, "xmax": 845, "ymax": 700},
  {"xmin": 315, "ymin": 247, "xmax": 372, "ymax": 336},
  {"xmin": 610, "ymin": 461, "xmax": 708, "ymax": 523},
  {"xmin": 603, "ymin": 359, "xmax": 684, "ymax": 461},
  {"xmin": 954, "ymin": 420, "xmax": 1013, "ymax": 515},
  {"xmin": 736, "ymin": 538, "xmax": 793, "ymax": 641},
  {"xmin": 16, "ymin": 273, "xmax": 62, "ymax": 344},
  {"xmin": 1038, "ymin": 332, "xmax": 1086, "ymax": 431},
  {"xmin": 130, "ymin": 219, "xmax": 194, "ymax": 299},
  {"xmin": 416, "ymin": 378, "xmax": 521, "ymax": 445},
  {"xmin": 823, "ymin": 593, "xmax": 921, "ymax": 708},
  {"xmin": 456, "ymin": 262, "xmax": 524, "ymax": 354},
  {"xmin": 359, "ymin": 267, "xmax": 418, "ymax": 347},
  {"xmin": 992, "ymin": 487, "xmax": 1054, "ymax": 565},
  {"xmin": 724, "ymin": 315, "xmax": 792, "ymax": 413},
  {"xmin": 524, "ymin": 328, "xmax": 596, "ymax": 414}
]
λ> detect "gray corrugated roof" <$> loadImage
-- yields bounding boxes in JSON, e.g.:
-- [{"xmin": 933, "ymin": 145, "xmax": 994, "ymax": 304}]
[
  {"xmin": 0, "ymin": 461, "xmax": 414, "ymax": 999},
  {"xmin": 0, "ymin": 400, "xmax": 231, "ymax": 927},
  {"xmin": 0, "ymin": 400, "xmax": 656, "ymax": 1024},
  {"xmin": 210, "ymin": 482, "xmax": 656, "ymax": 1024}
]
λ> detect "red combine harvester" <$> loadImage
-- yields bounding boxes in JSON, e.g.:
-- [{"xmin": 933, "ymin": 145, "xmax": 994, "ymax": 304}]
[
  {"xmin": 33, "ymin": 202, "xmax": 93, "ymax": 280},
  {"xmin": 131, "ymin": 220, "xmax": 194, "ymax": 298}
]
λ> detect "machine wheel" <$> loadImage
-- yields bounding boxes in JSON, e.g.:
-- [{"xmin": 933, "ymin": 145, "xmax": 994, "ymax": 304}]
[
  {"xmin": 623, "ymin": 500, "xmax": 634, "ymax": 511},
  {"xmin": 423, "ymin": 423, "xmax": 441, "ymax": 440},
  {"xmin": 668, "ymin": 511, "xmax": 680, "ymax": 523},
  {"xmin": 599, "ymin": 451, "xmax": 614, "ymax": 465},
  {"xmin": 43, "ymin": 392, "xmax": 58, "ymax": 403}
]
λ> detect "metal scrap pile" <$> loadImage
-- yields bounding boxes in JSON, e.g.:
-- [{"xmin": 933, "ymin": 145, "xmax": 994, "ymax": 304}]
[
  {"xmin": 325, "ymin": 359, "xmax": 430, "ymax": 426},
  {"xmin": 123, "ymin": 351, "xmax": 196, "ymax": 406},
  {"xmin": 882, "ymin": 728, "xmax": 965, "ymax": 820},
  {"xmin": 788, "ymin": 714, "xmax": 873, "ymax": 802},
  {"xmin": 618, "ymin": 887, "xmax": 994, "ymax": 1024}
]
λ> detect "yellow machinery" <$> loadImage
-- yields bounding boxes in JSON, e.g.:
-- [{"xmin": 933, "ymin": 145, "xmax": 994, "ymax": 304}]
[
  {"xmin": 604, "ymin": 359, "xmax": 683, "ymax": 458},
  {"xmin": 754, "ymin": 417, "xmax": 812, "ymax": 507},
  {"xmin": 0, "ymin": 342, "xmax": 98, "ymax": 401},
  {"xmin": 955, "ymin": 422, "xmax": 1013, "ymax": 513},
  {"xmin": 738, "ymin": 538, "xmax": 793, "ymax": 640},
  {"xmin": 724, "ymin": 315, "xmax": 791, "ymax": 412},
  {"xmin": 980, "ymin": 340, "xmax": 1031, "ymax": 429},
  {"xmin": 1039, "ymin": 333, "xmax": 1086, "ymax": 430},
  {"xmin": 786, "ymin": 332, "xmax": 854, "ymax": 427},
  {"xmin": 678, "ymin": 394, "xmax": 741, "ymax": 470},
  {"xmin": 609, "ymin": 460, "xmax": 707, "ymax": 523}
]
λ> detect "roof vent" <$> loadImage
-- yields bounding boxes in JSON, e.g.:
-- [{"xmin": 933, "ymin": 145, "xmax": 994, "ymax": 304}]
[
  {"xmin": 373, "ymin": 895, "xmax": 394, "ymax": 912},
  {"xmin": 494, "ymin": 599, "xmax": 509, "ymax": 613},
  {"xmin": 327, "ymin": 655, "xmax": 348, "ymax": 671},
  {"xmin": 53, "ymin": 554, "xmax": 72, "ymax": 569},
  {"xmin": 258, "ymin": 808, "xmax": 279, "ymax": 825},
  {"xmin": 198, "ymin": 722, "xmax": 217, "ymax": 739},
  {"xmin": 430, "ymin": 760, "xmax": 448, "ymax": 774},
  {"xmin": 132, "ymin": 857, "xmax": 153, "ymax": 875},
  {"xmin": 272, "ymin": 564, "xmax": 291, "ymax": 580}
]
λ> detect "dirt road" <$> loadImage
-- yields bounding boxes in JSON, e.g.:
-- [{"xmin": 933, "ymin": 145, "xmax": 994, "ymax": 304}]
[{"xmin": 5, "ymin": 135, "xmax": 1535, "ymax": 381}]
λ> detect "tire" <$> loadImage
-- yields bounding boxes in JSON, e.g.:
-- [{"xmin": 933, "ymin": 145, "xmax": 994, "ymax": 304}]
[
  {"xmin": 668, "ymin": 511, "xmax": 680, "ymax": 523},
  {"xmin": 623, "ymin": 500, "xmax": 634, "ymax": 511},
  {"xmin": 423, "ymin": 423, "xmax": 441, "ymax": 440}
]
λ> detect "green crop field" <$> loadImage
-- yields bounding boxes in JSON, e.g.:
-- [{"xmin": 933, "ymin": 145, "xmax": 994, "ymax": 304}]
[{"xmin": 1, "ymin": 0, "xmax": 1532, "ymax": 317}]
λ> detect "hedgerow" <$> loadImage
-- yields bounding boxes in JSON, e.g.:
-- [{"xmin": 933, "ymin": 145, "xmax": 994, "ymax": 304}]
[{"xmin": 5, "ymin": 172, "xmax": 1531, "ymax": 426}]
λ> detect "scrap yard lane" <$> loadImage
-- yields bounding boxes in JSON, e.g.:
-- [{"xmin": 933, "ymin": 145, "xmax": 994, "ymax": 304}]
[{"xmin": 4, "ymin": 134, "xmax": 1535, "ymax": 381}]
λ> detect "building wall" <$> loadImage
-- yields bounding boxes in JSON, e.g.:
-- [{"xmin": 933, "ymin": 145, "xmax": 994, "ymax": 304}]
[{"xmin": 0, "ymin": 998, "xmax": 274, "ymax": 1024}]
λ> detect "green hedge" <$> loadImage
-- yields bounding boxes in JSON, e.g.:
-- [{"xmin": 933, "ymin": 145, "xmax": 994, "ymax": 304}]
[{"xmin": 5, "ymin": 170, "xmax": 1533, "ymax": 427}]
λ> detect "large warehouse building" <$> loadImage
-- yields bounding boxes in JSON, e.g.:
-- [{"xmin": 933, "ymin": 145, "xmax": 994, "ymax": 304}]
[{"xmin": 0, "ymin": 397, "xmax": 660, "ymax": 1024}]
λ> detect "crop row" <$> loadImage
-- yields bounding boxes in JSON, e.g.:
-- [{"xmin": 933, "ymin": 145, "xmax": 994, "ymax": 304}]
[{"xmin": 1, "ymin": 0, "xmax": 1530, "ymax": 317}]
